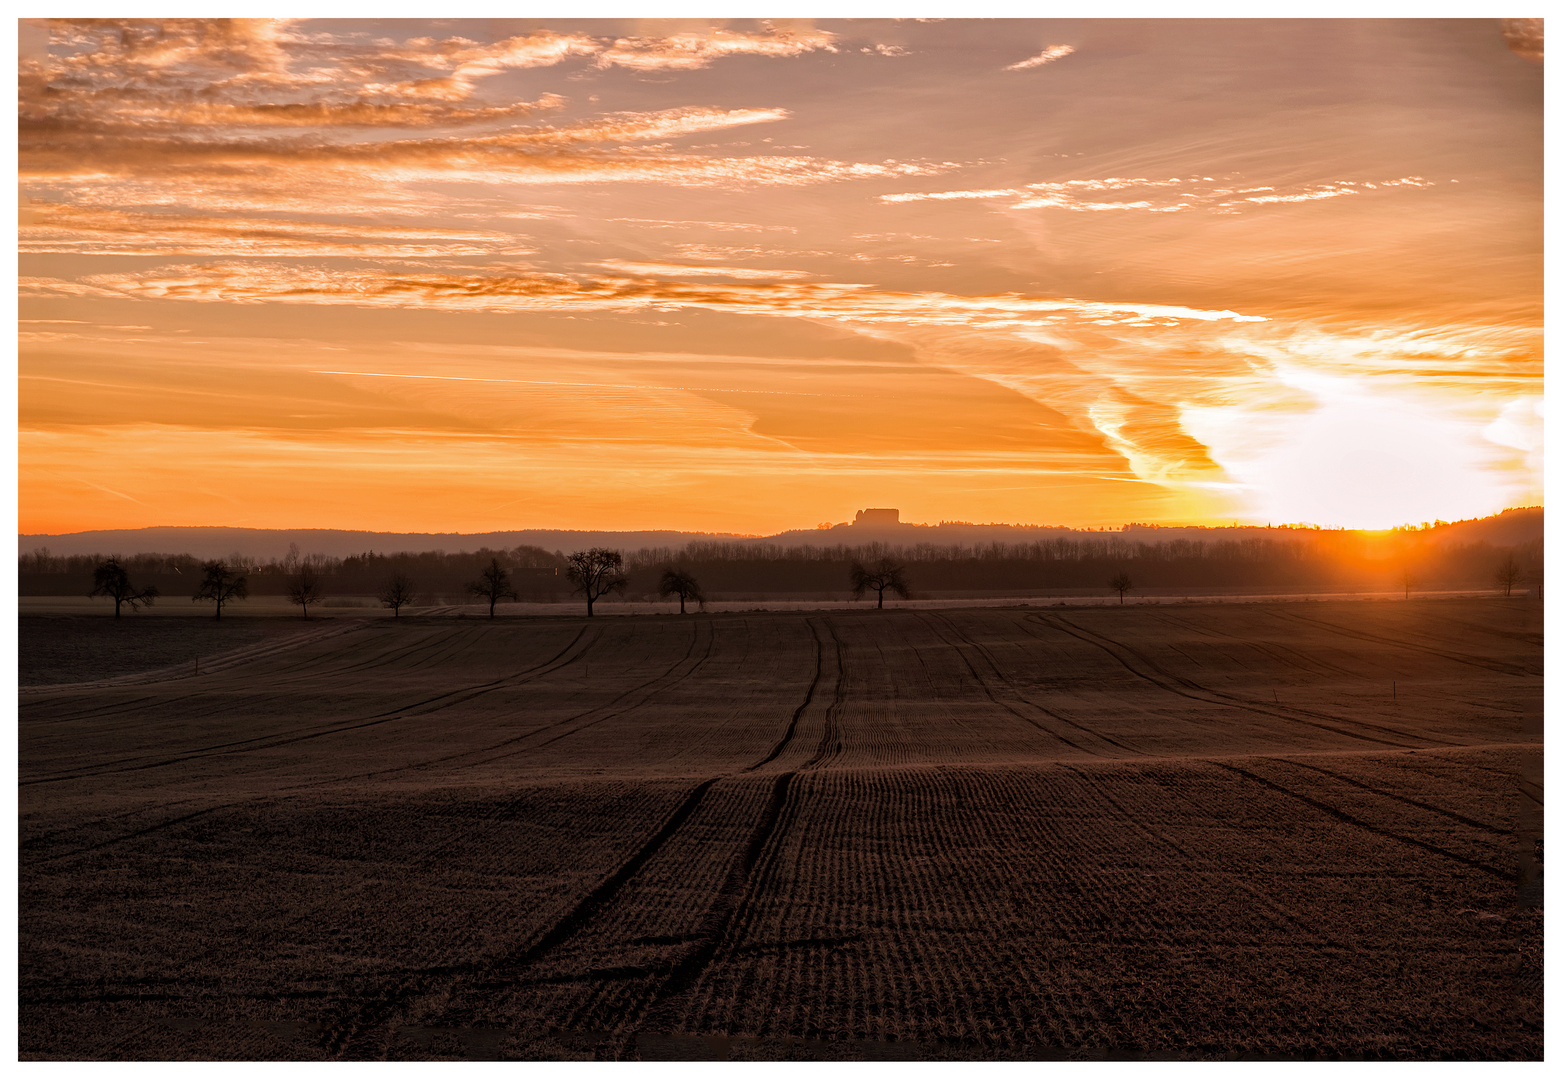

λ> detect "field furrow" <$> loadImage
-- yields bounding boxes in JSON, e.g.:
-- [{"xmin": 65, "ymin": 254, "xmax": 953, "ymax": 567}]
[{"xmin": 19, "ymin": 598, "xmax": 1542, "ymax": 1060}]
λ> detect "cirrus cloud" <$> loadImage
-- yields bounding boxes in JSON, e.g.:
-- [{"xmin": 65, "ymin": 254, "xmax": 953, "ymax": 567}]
[{"xmin": 27, "ymin": 263, "xmax": 1269, "ymax": 329}]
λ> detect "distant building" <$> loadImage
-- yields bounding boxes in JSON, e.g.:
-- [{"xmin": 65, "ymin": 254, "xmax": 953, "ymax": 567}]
[{"xmin": 854, "ymin": 508, "xmax": 900, "ymax": 526}]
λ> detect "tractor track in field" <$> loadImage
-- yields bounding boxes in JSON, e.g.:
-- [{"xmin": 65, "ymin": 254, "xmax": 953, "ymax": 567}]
[
  {"xmin": 262, "ymin": 621, "xmax": 711, "ymax": 792},
  {"xmin": 746, "ymin": 618, "xmax": 825, "ymax": 771},
  {"xmin": 799, "ymin": 619, "xmax": 846, "ymax": 771},
  {"xmin": 620, "ymin": 771, "xmax": 796, "ymax": 1050},
  {"xmin": 20, "ymin": 626, "xmax": 599, "ymax": 786},
  {"xmin": 25, "ymin": 602, "xmax": 1540, "ymax": 1060},
  {"xmin": 277, "ymin": 623, "xmax": 492, "ymax": 682},
  {"xmin": 431, "ymin": 618, "xmax": 719, "ymax": 771},
  {"xmin": 1262, "ymin": 758, "xmax": 1511, "ymax": 836},
  {"xmin": 325, "ymin": 617, "xmax": 841, "ymax": 1060},
  {"xmin": 19, "ymin": 622, "xmax": 574, "ymax": 730},
  {"xmin": 920, "ymin": 611, "xmax": 1143, "ymax": 757},
  {"xmin": 1144, "ymin": 611, "xmax": 1364, "ymax": 680},
  {"xmin": 1057, "ymin": 763, "xmax": 1326, "ymax": 940},
  {"xmin": 17, "ymin": 619, "xmax": 374, "ymax": 700},
  {"xmin": 1429, "ymin": 615, "xmax": 1542, "ymax": 649},
  {"xmin": 22, "ymin": 800, "xmax": 257, "ymax": 867},
  {"xmin": 1025, "ymin": 612, "xmax": 1451, "ymax": 750},
  {"xmin": 1208, "ymin": 761, "xmax": 1512, "ymax": 882},
  {"xmin": 65, "ymin": 785, "xmax": 558, "ymax": 1052},
  {"xmin": 1269, "ymin": 609, "xmax": 1539, "ymax": 678}
]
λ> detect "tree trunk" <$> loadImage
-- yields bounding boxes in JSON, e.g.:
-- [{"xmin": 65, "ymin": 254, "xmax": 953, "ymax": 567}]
[
  {"xmin": 877, "ymin": 587, "xmax": 884, "ymax": 608},
  {"xmin": 679, "ymin": 593, "xmax": 686, "ymax": 614},
  {"xmin": 587, "ymin": 593, "xmax": 595, "ymax": 616}
]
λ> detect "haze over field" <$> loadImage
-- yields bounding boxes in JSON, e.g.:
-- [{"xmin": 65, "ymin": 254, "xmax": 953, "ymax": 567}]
[{"xmin": 17, "ymin": 18, "xmax": 1542, "ymax": 536}]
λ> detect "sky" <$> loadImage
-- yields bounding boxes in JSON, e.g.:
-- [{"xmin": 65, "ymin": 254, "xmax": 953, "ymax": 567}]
[{"xmin": 16, "ymin": 17, "xmax": 1544, "ymax": 536}]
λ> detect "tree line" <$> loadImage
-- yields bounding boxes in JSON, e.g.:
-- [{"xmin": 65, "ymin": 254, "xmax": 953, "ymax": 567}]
[{"xmin": 29, "ymin": 527, "xmax": 1543, "ymax": 619}]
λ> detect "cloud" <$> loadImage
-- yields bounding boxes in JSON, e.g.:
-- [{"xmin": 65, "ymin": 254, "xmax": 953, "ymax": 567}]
[
  {"xmin": 25, "ymin": 55, "xmax": 938, "ymax": 209},
  {"xmin": 670, "ymin": 244, "xmax": 826, "ymax": 260},
  {"xmin": 36, "ymin": 20, "xmax": 841, "ymax": 107},
  {"xmin": 608, "ymin": 218, "xmax": 799, "ymax": 233},
  {"xmin": 595, "ymin": 260, "xmax": 813, "ymax": 280},
  {"xmin": 1502, "ymin": 18, "xmax": 1543, "ymax": 63},
  {"xmin": 596, "ymin": 25, "xmax": 838, "ymax": 70},
  {"xmin": 40, "ymin": 22, "xmax": 598, "ymax": 104},
  {"xmin": 1004, "ymin": 45, "xmax": 1074, "ymax": 71},
  {"xmin": 56, "ymin": 263, "xmax": 1270, "ymax": 329},
  {"xmin": 24, "ymin": 91, "xmax": 570, "ymax": 135},
  {"xmin": 20, "ymin": 203, "xmax": 537, "ymax": 258},
  {"xmin": 881, "ymin": 175, "xmax": 1436, "ymax": 214},
  {"xmin": 24, "ymin": 20, "xmax": 928, "ymax": 213},
  {"xmin": 880, "ymin": 189, "xmax": 1022, "ymax": 203}
]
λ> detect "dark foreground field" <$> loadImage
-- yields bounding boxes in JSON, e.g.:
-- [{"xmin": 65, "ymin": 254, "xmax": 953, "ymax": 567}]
[
  {"xmin": 18, "ymin": 614, "xmax": 328, "ymax": 686},
  {"xmin": 19, "ymin": 599, "xmax": 1542, "ymax": 1060}
]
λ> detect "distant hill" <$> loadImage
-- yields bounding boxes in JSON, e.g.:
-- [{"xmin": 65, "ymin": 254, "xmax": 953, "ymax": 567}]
[
  {"xmin": 19, "ymin": 507, "xmax": 1542, "ymax": 560},
  {"xmin": 17, "ymin": 526, "xmax": 757, "ymax": 561}
]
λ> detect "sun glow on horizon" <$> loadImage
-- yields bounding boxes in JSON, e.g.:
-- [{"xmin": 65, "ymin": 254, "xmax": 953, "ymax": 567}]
[{"xmin": 17, "ymin": 18, "xmax": 1541, "ymax": 535}]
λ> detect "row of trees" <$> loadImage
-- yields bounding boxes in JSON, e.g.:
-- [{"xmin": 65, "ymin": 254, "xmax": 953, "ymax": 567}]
[
  {"xmin": 75, "ymin": 543, "xmax": 1544, "ymax": 619},
  {"xmin": 85, "ymin": 550, "xmax": 926, "ymax": 618},
  {"xmin": 38, "ymin": 530, "xmax": 1541, "ymax": 600},
  {"xmin": 82, "ymin": 548, "xmax": 705, "ymax": 619}
]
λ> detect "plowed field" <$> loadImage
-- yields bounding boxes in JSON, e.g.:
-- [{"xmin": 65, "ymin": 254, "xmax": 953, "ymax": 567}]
[{"xmin": 19, "ymin": 599, "xmax": 1542, "ymax": 1059}]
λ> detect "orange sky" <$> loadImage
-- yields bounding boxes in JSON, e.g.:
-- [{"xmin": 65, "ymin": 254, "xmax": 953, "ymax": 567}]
[{"xmin": 17, "ymin": 18, "xmax": 1543, "ymax": 535}]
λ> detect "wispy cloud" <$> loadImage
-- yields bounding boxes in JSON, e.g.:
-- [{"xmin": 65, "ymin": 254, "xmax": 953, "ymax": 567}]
[
  {"xmin": 595, "ymin": 25, "xmax": 838, "ymax": 71},
  {"xmin": 882, "ymin": 175, "xmax": 1436, "ymax": 214},
  {"xmin": 20, "ymin": 203, "xmax": 536, "ymax": 258},
  {"xmin": 23, "ymin": 20, "xmax": 941, "ymax": 221},
  {"xmin": 608, "ymin": 218, "xmax": 799, "ymax": 233},
  {"xmin": 595, "ymin": 260, "xmax": 813, "ymax": 280},
  {"xmin": 42, "ymin": 263, "xmax": 1268, "ymax": 328},
  {"xmin": 1004, "ymin": 45, "xmax": 1074, "ymax": 71}
]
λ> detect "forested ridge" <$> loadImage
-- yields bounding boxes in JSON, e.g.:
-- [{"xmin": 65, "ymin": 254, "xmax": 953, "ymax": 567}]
[{"xmin": 20, "ymin": 509, "xmax": 1543, "ymax": 601}]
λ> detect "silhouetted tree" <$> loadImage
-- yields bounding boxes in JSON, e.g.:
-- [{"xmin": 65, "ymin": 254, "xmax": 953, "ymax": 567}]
[
  {"xmin": 193, "ymin": 561, "xmax": 247, "ymax": 619},
  {"xmin": 1493, "ymin": 553, "xmax": 1524, "ymax": 597},
  {"xmin": 467, "ymin": 557, "xmax": 518, "ymax": 617},
  {"xmin": 1108, "ymin": 571, "xmax": 1134, "ymax": 603},
  {"xmin": 378, "ymin": 572, "xmax": 416, "ymax": 617},
  {"xmin": 659, "ymin": 567, "xmax": 705, "ymax": 614},
  {"xmin": 88, "ymin": 556, "xmax": 158, "ymax": 617},
  {"xmin": 567, "ymin": 548, "xmax": 627, "ymax": 616},
  {"xmin": 286, "ymin": 565, "xmax": 323, "ymax": 618},
  {"xmin": 850, "ymin": 558, "xmax": 910, "ymax": 608},
  {"xmin": 1396, "ymin": 564, "xmax": 1417, "ymax": 600}
]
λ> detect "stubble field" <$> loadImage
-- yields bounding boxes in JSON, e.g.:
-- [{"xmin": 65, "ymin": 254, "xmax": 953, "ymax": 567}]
[{"xmin": 18, "ymin": 598, "xmax": 1543, "ymax": 1060}]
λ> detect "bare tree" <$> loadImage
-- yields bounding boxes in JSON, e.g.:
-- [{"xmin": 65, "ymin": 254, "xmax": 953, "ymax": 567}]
[
  {"xmin": 567, "ymin": 548, "xmax": 627, "ymax": 616},
  {"xmin": 1493, "ymin": 553, "xmax": 1524, "ymax": 597},
  {"xmin": 286, "ymin": 565, "xmax": 323, "ymax": 618},
  {"xmin": 658, "ymin": 567, "xmax": 705, "ymax": 614},
  {"xmin": 193, "ymin": 561, "xmax": 247, "ymax": 619},
  {"xmin": 1396, "ymin": 564, "xmax": 1417, "ymax": 600},
  {"xmin": 850, "ymin": 558, "xmax": 911, "ymax": 609},
  {"xmin": 378, "ymin": 572, "xmax": 416, "ymax": 617},
  {"xmin": 1108, "ymin": 571, "xmax": 1134, "ymax": 604},
  {"xmin": 88, "ymin": 556, "xmax": 158, "ymax": 617},
  {"xmin": 467, "ymin": 557, "xmax": 518, "ymax": 617}
]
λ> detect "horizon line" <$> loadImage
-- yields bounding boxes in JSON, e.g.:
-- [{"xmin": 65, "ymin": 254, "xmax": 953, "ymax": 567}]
[{"xmin": 18, "ymin": 505, "xmax": 1544, "ymax": 542}]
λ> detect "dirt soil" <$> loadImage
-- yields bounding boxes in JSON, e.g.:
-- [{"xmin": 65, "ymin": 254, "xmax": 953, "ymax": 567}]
[
  {"xmin": 18, "ymin": 614, "xmax": 334, "ymax": 686},
  {"xmin": 18, "ymin": 597, "xmax": 1542, "ymax": 1060}
]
